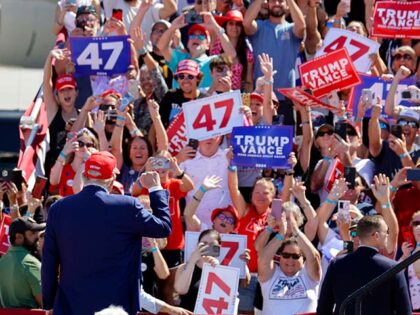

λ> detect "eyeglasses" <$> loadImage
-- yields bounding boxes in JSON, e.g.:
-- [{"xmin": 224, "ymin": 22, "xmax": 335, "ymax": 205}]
[
  {"xmin": 393, "ymin": 53, "xmax": 413, "ymax": 61},
  {"xmin": 175, "ymin": 73, "xmax": 196, "ymax": 80},
  {"xmin": 78, "ymin": 140, "xmax": 94, "ymax": 148},
  {"xmin": 216, "ymin": 213, "xmax": 235, "ymax": 225},
  {"xmin": 280, "ymin": 252, "xmax": 302, "ymax": 260},
  {"xmin": 412, "ymin": 221, "xmax": 420, "ymax": 227},
  {"xmin": 317, "ymin": 130, "xmax": 334, "ymax": 137},
  {"xmin": 397, "ymin": 119, "xmax": 419, "ymax": 128},
  {"xmin": 189, "ymin": 34, "xmax": 207, "ymax": 41}
]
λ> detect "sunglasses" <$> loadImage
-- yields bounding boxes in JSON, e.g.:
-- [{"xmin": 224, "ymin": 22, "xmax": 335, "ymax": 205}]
[
  {"xmin": 280, "ymin": 252, "xmax": 301, "ymax": 260},
  {"xmin": 152, "ymin": 28, "xmax": 166, "ymax": 35},
  {"xmin": 350, "ymin": 230, "xmax": 358, "ymax": 238},
  {"xmin": 189, "ymin": 34, "xmax": 207, "ymax": 41},
  {"xmin": 412, "ymin": 221, "xmax": 420, "ymax": 227},
  {"xmin": 317, "ymin": 130, "xmax": 334, "ymax": 137},
  {"xmin": 175, "ymin": 73, "xmax": 196, "ymax": 80},
  {"xmin": 216, "ymin": 213, "xmax": 235, "ymax": 225},
  {"xmin": 379, "ymin": 121, "xmax": 389, "ymax": 130},
  {"xmin": 397, "ymin": 119, "xmax": 419, "ymax": 128},
  {"xmin": 78, "ymin": 140, "xmax": 94, "ymax": 148},
  {"xmin": 393, "ymin": 53, "xmax": 413, "ymax": 61}
]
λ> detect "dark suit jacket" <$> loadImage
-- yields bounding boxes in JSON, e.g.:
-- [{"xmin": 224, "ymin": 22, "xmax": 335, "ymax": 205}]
[
  {"xmin": 317, "ymin": 246, "xmax": 411, "ymax": 315},
  {"xmin": 41, "ymin": 185, "xmax": 171, "ymax": 315}
]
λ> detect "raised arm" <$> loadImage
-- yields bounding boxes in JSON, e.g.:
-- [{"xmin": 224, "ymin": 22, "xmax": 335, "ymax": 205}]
[
  {"xmin": 291, "ymin": 181, "xmax": 318, "ymax": 241},
  {"xmin": 226, "ymin": 149, "xmax": 248, "ymax": 218},
  {"xmin": 287, "ymin": 0, "xmax": 306, "ymax": 38},
  {"xmin": 243, "ymin": 0, "xmax": 262, "ymax": 35},
  {"xmin": 157, "ymin": 14, "xmax": 186, "ymax": 62},
  {"xmin": 159, "ymin": 0, "xmax": 177, "ymax": 20},
  {"xmin": 289, "ymin": 212, "xmax": 321, "ymax": 281},
  {"xmin": 368, "ymin": 97, "xmax": 384, "ymax": 157},
  {"xmin": 71, "ymin": 96, "xmax": 100, "ymax": 132},
  {"xmin": 148, "ymin": 99, "xmax": 168, "ymax": 151},
  {"xmin": 304, "ymin": 0, "xmax": 322, "ymax": 55},
  {"xmin": 296, "ymin": 103, "xmax": 313, "ymax": 172},
  {"xmin": 184, "ymin": 176, "xmax": 222, "ymax": 231},
  {"xmin": 385, "ymin": 66, "xmax": 411, "ymax": 117},
  {"xmin": 49, "ymin": 138, "xmax": 76, "ymax": 186},
  {"xmin": 258, "ymin": 53, "xmax": 274, "ymax": 125},
  {"xmin": 43, "ymin": 50, "xmax": 64, "ymax": 125},
  {"xmin": 202, "ymin": 12, "xmax": 236, "ymax": 59},
  {"xmin": 371, "ymin": 174, "xmax": 398, "ymax": 255},
  {"xmin": 258, "ymin": 215, "xmax": 287, "ymax": 283}
]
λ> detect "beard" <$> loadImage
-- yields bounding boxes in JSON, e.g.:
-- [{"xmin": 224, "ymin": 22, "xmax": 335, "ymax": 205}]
[
  {"xmin": 269, "ymin": 6, "xmax": 285, "ymax": 18},
  {"xmin": 23, "ymin": 238, "xmax": 41, "ymax": 261}
]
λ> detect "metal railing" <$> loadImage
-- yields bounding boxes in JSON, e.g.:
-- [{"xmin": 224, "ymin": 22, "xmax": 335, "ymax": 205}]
[{"xmin": 339, "ymin": 249, "xmax": 420, "ymax": 315}]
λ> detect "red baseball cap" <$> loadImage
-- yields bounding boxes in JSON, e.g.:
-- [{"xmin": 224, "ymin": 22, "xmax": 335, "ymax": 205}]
[
  {"xmin": 250, "ymin": 92, "xmax": 264, "ymax": 104},
  {"xmin": 55, "ymin": 74, "xmax": 77, "ymax": 91},
  {"xmin": 188, "ymin": 24, "xmax": 209, "ymax": 38},
  {"xmin": 211, "ymin": 205, "xmax": 239, "ymax": 227},
  {"xmin": 84, "ymin": 151, "xmax": 120, "ymax": 180},
  {"xmin": 101, "ymin": 89, "xmax": 122, "ymax": 100},
  {"xmin": 175, "ymin": 59, "xmax": 200, "ymax": 76},
  {"xmin": 215, "ymin": 10, "xmax": 244, "ymax": 26}
]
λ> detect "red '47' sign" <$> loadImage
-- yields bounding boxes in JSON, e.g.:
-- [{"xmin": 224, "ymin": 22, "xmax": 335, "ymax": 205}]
[
  {"xmin": 183, "ymin": 90, "xmax": 243, "ymax": 141},
  {"xmin": 194, "ymin": 264, "xmax": 240, "ymax": 315},
  {"xmin": 372, "ymin": 1, "xmax": 420, "ymax": 39},
  {"xmin": 0, "ymin": 214, "xmax": 12, "ymax": 255},
  {"xmin": 184, "ymin": 231, "xmax": 247, "ymax": 278},
  {"xmin": 299, "ymin": 48, "xmax": 361, "ymax": 97},
  {"xmin": 315, "ymin": 28, "xmax": 380, "ymax": 72}
]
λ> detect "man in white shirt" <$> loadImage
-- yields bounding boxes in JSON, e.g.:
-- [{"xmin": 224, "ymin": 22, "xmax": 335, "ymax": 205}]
[{"xmin": 179, "ymin": 136, "xmax": 232, "ymax": 229}]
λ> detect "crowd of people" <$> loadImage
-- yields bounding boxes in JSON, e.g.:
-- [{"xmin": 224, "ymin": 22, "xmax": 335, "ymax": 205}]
[{"xmin": 0, "ymin": 0, "xmax": 420, "ymax": 314}]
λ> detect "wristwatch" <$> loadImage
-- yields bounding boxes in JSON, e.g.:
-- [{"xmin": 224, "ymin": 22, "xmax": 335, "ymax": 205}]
[{"xmin": 217, "ymin": 27, "xmax": 225, "ymax": 36}]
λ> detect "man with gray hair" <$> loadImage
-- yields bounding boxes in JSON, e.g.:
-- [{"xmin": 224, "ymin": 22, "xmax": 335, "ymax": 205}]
[{"xmin": 42, "ymin": 151, "xmax": 172, "ymax": 315}]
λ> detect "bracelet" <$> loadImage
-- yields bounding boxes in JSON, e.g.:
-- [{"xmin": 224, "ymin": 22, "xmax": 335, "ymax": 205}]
[
  {"xmin": 115, "ymin": 123, "xmax": 124, "ymax": 128},
  {"xmin": 59, "ymin": 151, "xmax": 67, "ymax": 159},
  {"xmin": 193, "ymin": 195, "xmax": 201, "ymax": 202},
  {"xmin": 301, "ymin": 121, "xmax": 310, "ymax": 125},
  {"xmin": 265, "ymin": 226, "xmax": 274, "ymax": 233},
  {"xmin": 199, "ymin": 185, "xmax": 207, "ymax": 193},
  {"xmin": 323, "ymin": 156, "xmax": 332, "ymax": 161},
  {"xmin": 325, "ymin": 197, "xmax": 338, "ymax": 205},
  {"xmin": 417, "ymin": 243, "xmax": 420, "ymax": 248},
  {"xmin": 150, "ymin": 247, "xmax": 158, "ymax": 253},
  {"xmin": 217, "ymin": 27, "xmax": 225, "ymax": 35},
  {"xmin": 263, "ymin": 78, "xmax": 274, "ymax": 85},
  {"xmin": 10, "ymin": 204, "xmax": 19, "ymax": 212},
  {"xmin": 275, "ymin": 233, "xmax": 284, "ymax": 241},
  {"xmin": 389, "ymin": 185, "xmax": 398, "ymax": 193},
  {"xmin": 228, "ymin": 165, "xmax": 237, "ymax": 172},
  {"xmin": 116, "ymin": 116, "xmax": 126, "ymax": 121},
  {"xmin": 130, "ymin": 128, "xmax": 141, "ymax": 137},
  {"xmin": 381, "ymin": 202, "xmax": 391, "ymax": 209},
  {"xmin": 399, "ymin": 152, "xmax": 410, "ymax": 159},
  {"xmin": 138, "ymin": 48, "xmax": 148, "ymax": 56}
]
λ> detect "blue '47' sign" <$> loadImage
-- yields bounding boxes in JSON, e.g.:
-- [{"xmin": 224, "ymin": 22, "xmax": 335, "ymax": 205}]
[{"xmin": 70, "ymin": 36, "xmax": 131, "ymax": 76}]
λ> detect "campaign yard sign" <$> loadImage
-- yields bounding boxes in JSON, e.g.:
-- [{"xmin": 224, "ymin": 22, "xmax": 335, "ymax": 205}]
[
  {"xmin": 349, "ymin": 74, "xmax": 416, "ymax": 117},
  {"xmin": 372, "ymin": 1, "xmax": 420, "ymax": 39},
  {"xmin": 166, "ymin": 111, "xmax": 187, "ymax": 156},
  {"xmin": 183, "ymin": 91, "xmax": 243, "ymax": 141},
  {"xmin": 70, "ymin": 35, "xmax": 131, "ymax": 76},
  {"xmin": 278, "ymin": 87, "xmax": 337, "ymax": 111},
  {"xmin": 315, "ymin": 28, "xmax": 380, "ymax": 73},
  {"xmin": 299, "ymin": 48, "xmax": 361, "ymax": 97},
  {"xmin": 231, "ymin": 126, "xmax": 293, "ymax": 169},
  {"xmin": 194, "ymin": 264, "xmax": 240, "ymax": 315},
  {"xmin": 184, "ymin": 231, "xmax": 247, "ymax": 279}
]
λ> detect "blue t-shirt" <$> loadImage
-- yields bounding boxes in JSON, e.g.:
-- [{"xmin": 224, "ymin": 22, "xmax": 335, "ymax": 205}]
[
  {"xmin": 168, "ymin": 49, "xmax": 218, "ymax": 89},
  {"xmin": 250, "ymin": 20, "xmax": 302, "ymax": 100}
]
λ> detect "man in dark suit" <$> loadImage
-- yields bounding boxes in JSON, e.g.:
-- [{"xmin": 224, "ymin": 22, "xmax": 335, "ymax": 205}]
[
  {"xmin": 41, "ymin": 151, "xmax": 172, "ymax": 315},
  {"xmin": 317, "ymin": 214, "xmax": 411, "ymax": 315}
]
